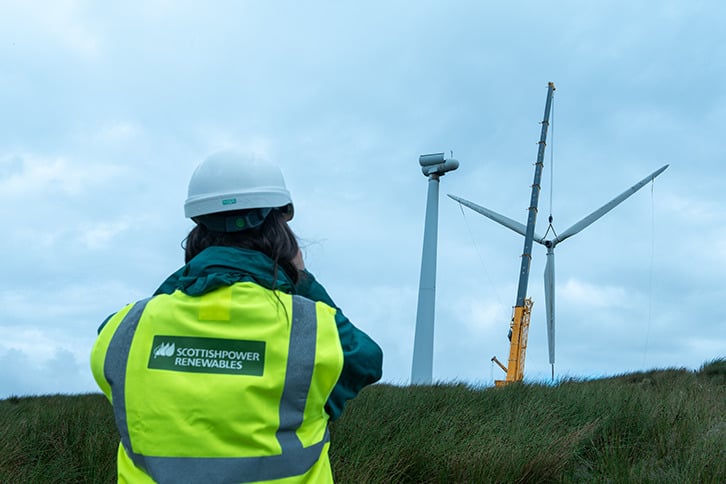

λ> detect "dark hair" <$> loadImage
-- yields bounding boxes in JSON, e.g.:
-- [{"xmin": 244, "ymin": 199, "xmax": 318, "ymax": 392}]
[{"xmin": 183, "ymin": 209, "xmax": 300, "ymax": 284}]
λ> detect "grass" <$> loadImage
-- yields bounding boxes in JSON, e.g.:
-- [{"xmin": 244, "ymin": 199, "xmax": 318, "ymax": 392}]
[
  {"xmin": 0, "ymin": 393, "xmax": 118, "ymax": 483},
  {"xmin": 1, "ymin": 358, "xmax": 723, "ymax": 483}
]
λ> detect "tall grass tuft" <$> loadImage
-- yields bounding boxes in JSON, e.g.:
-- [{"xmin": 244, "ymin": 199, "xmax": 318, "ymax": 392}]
[
  {"xmin": 1, "ymin": 360, "xmax": 723, "ymax": 483},
  {"xmin": 0, "ymin": 393, "xmax": 117, "ymax": 483}
]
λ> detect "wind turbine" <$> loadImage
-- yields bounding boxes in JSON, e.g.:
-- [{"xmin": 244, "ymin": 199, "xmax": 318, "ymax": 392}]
[
  {"xmin": 449, "ymin": 163, "xmax": 669, "ymax": 379},
  {"xmin": 411, "ymin": 152, "xmax": 459, "ymax": 385}
]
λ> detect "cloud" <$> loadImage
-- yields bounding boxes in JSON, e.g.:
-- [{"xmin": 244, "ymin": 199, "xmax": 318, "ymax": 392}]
[
  {"xmin": 0, "ymin": 326, "xmax": 57, "ymax": 355},
  {"xmin": 0, "ymin": 281, "xmax": 146, "ymax": 333},
  {"xmin": 78, "ymin": 219, "xmax": 132, "ymax": 249},
  {"xmin": 0, "ymin": 280, "xmax": 148, "ymax": 399},
  {"xmin": 0, "ymin": 152, "xmax": 124, "ymax": 198},
  {"xmin": 0, "ymin": 347, "xmax": 94, "ymax": 397},
  {"xmin": 458, "ymin": 297, "xmax": 508, "ymax": 337},
  {"xmin": 560, "ymin": 278, "xmax": 637, "ymax": 310},
  {"xmin": 94, "ymin": 121, "xmax": 141, "ymax": 144},
  {"xmin": 316, "ymin": 281, "xmax": 430, "ymax": 385},
  {"xmin": 1, "ymin": 0, "xmax": 102, "ymax": 60},
  {"xmin": 190, "ymin": 127, "xmax": 276, "ymax": 160},
  {"xmin": 662, "ymin": 192, "xmax": 721, "ymax": 225}
]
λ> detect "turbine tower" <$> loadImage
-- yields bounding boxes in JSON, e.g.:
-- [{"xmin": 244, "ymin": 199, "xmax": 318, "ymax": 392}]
[
  {"xmin": 450, "ymin": 166, "xmax": 668, "ymax": 378},
  {"xmin": 411, "ymin": 153, "xmax": 459, "ymax": 385}
]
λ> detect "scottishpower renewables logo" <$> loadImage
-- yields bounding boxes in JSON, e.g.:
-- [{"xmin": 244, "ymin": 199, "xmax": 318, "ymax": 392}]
[{"xmin": 148, "ymin": 335, "xmax": 265, "ymax": 376}]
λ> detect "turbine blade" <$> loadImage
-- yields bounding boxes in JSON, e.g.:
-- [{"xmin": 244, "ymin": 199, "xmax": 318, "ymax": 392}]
[
  {"xmin": 555, "ymin": 164, "xmax": 669, "ymax": 244},
  {"xmin": 448, "ymin": 194, "xmax": 546, "ymax": 243},
  {"xmin": 544, "ymin": 249, "xmax": 556, "ymax": 366}
]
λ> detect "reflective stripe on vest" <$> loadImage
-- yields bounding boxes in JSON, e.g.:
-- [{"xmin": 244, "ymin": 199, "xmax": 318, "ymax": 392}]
[{"xmin": 104, "ymin": 294, "xmax": 326, "ymax": 484}]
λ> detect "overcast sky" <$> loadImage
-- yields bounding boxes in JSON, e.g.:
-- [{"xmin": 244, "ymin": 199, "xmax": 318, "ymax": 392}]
[{"xmin": 1, "ymin": 1, "xmax": 724, "ymax": 398}]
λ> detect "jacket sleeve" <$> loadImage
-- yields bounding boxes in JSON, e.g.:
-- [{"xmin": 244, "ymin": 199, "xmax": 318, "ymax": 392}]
[{"xmin": 295, "ymin": 270, "xmax": 383, "ymax": 420}]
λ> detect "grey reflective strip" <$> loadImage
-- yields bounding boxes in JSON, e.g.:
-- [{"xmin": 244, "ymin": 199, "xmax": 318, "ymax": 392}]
[
  {"xmin": 104, "ymin": 297, "xmax": 152, "ymax": 472},
  {"xmin": 104, "ymin": 295, "xmax": 326, "ymax": 484},
  {"xmin": 277, "ymin": 294, "xmax": 318, "ymax": 451}
]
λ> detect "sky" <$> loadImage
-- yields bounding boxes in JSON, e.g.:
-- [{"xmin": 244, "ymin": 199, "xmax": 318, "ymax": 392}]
[{"xmin": 1, "ymin": 1, "xmax": 724, "ymax": 398}]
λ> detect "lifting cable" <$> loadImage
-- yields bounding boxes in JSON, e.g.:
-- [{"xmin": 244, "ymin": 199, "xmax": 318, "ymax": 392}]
[
  {"xmin": 548, "ymin": 92, "xmax": 555, "ymax": 223},
  {"xmin": 542, "ymin": 93, "xmax": 558, "ymax": 241}
]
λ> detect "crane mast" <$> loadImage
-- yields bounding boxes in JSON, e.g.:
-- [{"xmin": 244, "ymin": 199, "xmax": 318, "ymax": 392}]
[{"xmin": 494, "ymin": 82, "xmax": 555, "ymax": 387}]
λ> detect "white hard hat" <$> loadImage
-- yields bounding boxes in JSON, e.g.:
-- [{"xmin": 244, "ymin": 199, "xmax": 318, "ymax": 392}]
[{"xmin": 184, "ymin": 150, "xmax": 293, "ymax": 220}]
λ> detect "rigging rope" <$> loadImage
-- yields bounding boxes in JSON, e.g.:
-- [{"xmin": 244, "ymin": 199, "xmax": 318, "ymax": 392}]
[{"xmin": 456, "ymin": 202, "xmax": 508, "ymax": 321}]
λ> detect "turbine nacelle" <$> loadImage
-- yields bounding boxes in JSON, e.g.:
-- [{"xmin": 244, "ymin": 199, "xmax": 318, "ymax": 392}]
[{"xmin": 420, "ymin": 152, "xmax": 460, "ymax": 177}]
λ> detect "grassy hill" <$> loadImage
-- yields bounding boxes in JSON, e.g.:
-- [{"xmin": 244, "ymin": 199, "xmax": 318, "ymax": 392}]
[{"xmin": 1, "ymin": 359, "xmax": 724, "ymax": 483}]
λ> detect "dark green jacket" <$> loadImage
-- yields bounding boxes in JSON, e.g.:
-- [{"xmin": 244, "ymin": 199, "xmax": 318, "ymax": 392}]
[{"xmin": 152, "ymin": 246, "xmax": 383, "ymax": 420}]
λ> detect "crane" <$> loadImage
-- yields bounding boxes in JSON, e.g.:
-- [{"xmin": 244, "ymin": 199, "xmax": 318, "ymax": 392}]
[
  {"xmin": 448, "ymin": 82, "xmax": 554, "ymax": 386},
  {"xmin": 450, "ymin": 83, "xmax": 668, "ymax": 386},
  {"xmin": 491, "ymin": 82, "xmax": 555, "ymax": 386}
]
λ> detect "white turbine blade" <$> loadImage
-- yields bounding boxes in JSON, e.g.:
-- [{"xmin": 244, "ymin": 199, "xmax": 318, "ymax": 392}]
[
  {"xmin": 544, "ymin": 249, "xmax": 556, "ymax": 366},
  {"xmin": 555, "ymin": 164, "xmax": 669, "ymax": 244},
  {"xmin": 448, "ymin": 194, "xmax": 526, "ymax": 236},
  {"xmin": 448, "ymin": 194, "xmax": 546, "ymax": 243}
]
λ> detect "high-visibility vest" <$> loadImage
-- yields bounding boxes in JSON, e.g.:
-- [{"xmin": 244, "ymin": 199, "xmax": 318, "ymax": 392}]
[{"xmin": 91, "ymin": 282, "xmax": 344, "ymax": 484}]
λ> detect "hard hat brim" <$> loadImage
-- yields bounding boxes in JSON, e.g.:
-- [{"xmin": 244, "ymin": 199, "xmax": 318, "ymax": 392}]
[{"xmin": 184, "ymin": 188, "xmax": 292, "ymax": 219}]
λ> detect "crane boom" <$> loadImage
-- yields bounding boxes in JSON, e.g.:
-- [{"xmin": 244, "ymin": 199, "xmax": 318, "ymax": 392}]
[{"xmin": 494, "ymin": 82, "xmax": 555, "ymax": 386}]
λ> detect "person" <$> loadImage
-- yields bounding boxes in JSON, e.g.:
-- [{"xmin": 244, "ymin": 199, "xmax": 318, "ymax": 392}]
[{"xmin": 90, "ymin": 150, "xmax": 383, "ymax": 483}]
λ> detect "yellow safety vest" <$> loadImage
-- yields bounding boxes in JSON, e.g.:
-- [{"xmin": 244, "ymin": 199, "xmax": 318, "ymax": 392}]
[{"xmin": 91, "ymin": 282, "xmax": 344, "ymax": 483}]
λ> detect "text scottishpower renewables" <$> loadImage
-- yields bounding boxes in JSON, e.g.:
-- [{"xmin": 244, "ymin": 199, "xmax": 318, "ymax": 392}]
[{"xmin": 148, "ymin": 335, "xmax": 265, "ymax": 376}]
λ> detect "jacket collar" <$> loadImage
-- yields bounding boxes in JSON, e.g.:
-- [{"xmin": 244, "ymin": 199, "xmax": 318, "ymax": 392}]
[{"xmin": 154, "ymin": 246, "xmax": 294, "ymax": 296}]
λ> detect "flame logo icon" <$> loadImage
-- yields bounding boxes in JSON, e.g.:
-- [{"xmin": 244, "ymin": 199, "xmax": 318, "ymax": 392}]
[{"xmin": 153, "ymin": 342, "xmax": 175, "ymax": 358}]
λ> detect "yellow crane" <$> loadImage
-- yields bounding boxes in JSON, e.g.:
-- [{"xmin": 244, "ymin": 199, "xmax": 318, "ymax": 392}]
[{"xmin": 491, "ymin": 298, "xmax": 533, "ymax": 386}]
